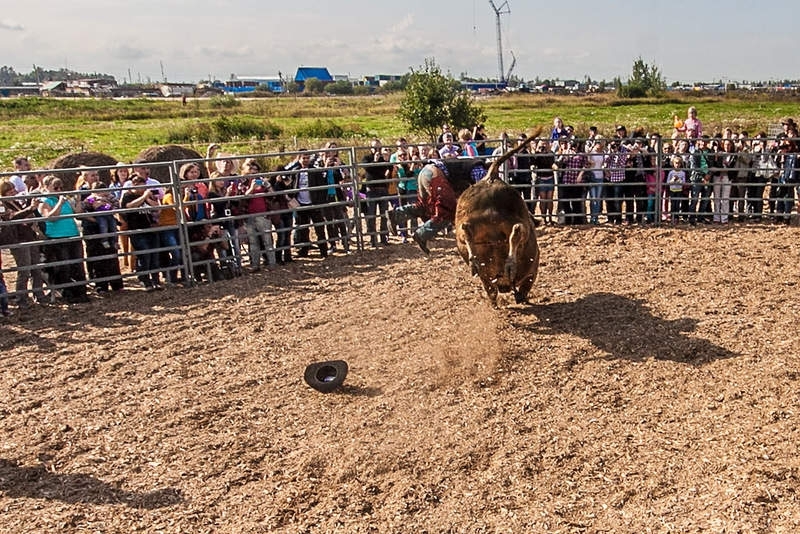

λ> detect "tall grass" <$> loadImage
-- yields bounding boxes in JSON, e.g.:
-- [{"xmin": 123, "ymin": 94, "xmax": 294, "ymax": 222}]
[{"xmin": 1, "ymin": 92, "xmax": 798, "ymax": 168}]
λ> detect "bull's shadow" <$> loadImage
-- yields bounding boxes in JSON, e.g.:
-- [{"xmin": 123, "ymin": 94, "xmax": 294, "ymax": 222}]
[
  {"xmin": 516, "ymin": 292, "xmax": 739, "ymax": 365},
  {"xmin": 0, "ymin": 458, "xmax": 183, "ymax": 509}
]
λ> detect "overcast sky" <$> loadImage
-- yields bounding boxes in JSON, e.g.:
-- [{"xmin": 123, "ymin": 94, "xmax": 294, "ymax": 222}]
[{"xmin": 1, "ymin": 0, "xmax": 796, "ymax": 84}]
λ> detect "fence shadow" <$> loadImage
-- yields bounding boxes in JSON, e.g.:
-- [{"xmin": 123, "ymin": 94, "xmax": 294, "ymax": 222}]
[
  {"xmin": 513, "ymin": 292, "xmax": 739, "ymax": 365},
  {"xmin": 0, "ymin": 458, "xmax": 184, "ymax": 509}
]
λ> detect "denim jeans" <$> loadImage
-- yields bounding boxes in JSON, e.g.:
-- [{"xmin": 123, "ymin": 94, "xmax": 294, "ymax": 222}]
[
  {"xmin": 365, "ymin": 188, "xmax": 389, "ymax": 245},
  {"xmin": 130, "ymin": 230, "xmax": 161, "ymax": 286},
  {"xmin": 587, "ymin": 178, "xmax": 604, "ymax": 222},
  {"xmin": 246, "ymin": 214, "xmax": 276, "ymax": 267},
  {"xmin": 159, "ymin": 228, "xmax": 182, "ymax": 282},
  {"xmin": 688, "ymin": 182, "xmax": 712, "ymax": 222}
]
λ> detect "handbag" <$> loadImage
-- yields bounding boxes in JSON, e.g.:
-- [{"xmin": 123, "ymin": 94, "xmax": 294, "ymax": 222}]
[{"xmin": 287, "ymin": 198, "xmax": 300, "ymax": 210}]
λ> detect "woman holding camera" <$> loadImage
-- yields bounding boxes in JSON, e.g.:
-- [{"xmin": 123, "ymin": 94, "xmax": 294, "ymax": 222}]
[
  {"xmin": 242, "ymin": 159, "xmax": 276, "ymax": 271},
  {"xmin": 121, "ymin": 175, "xmax": 163, "ymax": 291}
]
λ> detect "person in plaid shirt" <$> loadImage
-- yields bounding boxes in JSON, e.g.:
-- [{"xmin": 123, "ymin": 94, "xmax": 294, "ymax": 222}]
[
  {"xmin": 555, "ymin": 138, "xmax": 589, "ymax": 225},
  {"xmin": 603, "ymin": 140, "xmax": 629, "ymax": 224}
]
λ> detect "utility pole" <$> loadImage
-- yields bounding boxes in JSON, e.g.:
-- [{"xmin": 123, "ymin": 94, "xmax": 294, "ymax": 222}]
[{"xmin": 488, "ymin": 0, "xmax": 511, "ymax": 83}]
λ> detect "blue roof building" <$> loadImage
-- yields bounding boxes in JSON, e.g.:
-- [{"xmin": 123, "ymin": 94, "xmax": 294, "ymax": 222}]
[{"xmin": 294, "ymin": 67, "xmax": 333, "ymax": 90}]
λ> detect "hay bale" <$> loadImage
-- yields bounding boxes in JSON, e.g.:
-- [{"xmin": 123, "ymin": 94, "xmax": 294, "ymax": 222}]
[
  {"xmin": 49, "ymin": 152, "xmax": 118, "ymax": 190},
  {"xmin": 134, "ymin": 145, "xmax": 206, "ymax": 183}
]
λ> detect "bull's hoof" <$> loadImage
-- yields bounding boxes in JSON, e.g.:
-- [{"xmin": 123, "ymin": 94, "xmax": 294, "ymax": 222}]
[{"xmin": 513, "ymin": 291, "xmax": 529, "ymax": 304}]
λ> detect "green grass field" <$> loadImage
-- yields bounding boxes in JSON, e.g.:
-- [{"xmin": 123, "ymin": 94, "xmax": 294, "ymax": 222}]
[{"xmin": 1, "ymin": 93, "xmax": 799, "ymax": 169}]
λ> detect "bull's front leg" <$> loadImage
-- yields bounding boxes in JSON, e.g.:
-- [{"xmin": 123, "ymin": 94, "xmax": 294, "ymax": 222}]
[{"xmin": 481, "ymin": 278, "xmax": 500, "ymax": 308}]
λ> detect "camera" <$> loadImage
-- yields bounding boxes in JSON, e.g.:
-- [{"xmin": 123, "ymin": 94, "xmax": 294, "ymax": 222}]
[{"xmin": 190, "ymin": 187, "xmax": 198, "ymax": 194}]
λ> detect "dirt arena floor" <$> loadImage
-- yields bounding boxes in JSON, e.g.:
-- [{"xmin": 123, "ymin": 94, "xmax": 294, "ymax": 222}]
[{"xmin": 1, "ymin": 224, "xmax": 800, "ymax": 533}]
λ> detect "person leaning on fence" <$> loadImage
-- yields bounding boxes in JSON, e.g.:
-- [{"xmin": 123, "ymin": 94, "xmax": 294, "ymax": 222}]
[
  {"xmin": 241, "ymin": 159, "xmax": 276, "ymax": 271},
  {"xmin": 82, "ymin": 180, "xmax": 124, "ymax": 294},
  {"xmin": 386, "ymin": 160, "xmax": 459, "ymax": 255},
  {"xmin": 586, "ymin": 139, "xmax": 606, "ymax": 225},
  {"xmin": 317, "ymin": 143, "xmax": 351, "ymax": 254},
  {"xmin": 360, "ymin": 139, "xmax": 393, "ymax": 247},
  {"xmin": 293, "ymin": 150, "xmax": 329, "ymax": 258},
  {"xmin": 688, "ymin": 136, "xmax": 713, "ymax": 224},
  {"xmin": 508, "ymin": 134, "xmax": 534, "ymax": 211},
  {"xmin": 775, "ymin": 134, "xmax": 799, "ymax": 223},
  {"xmin": 532, "ymin": 138, "xmax": 556, "ymax": 224},
  {"xmin": 554, "ymin": 138, "xmax": 588, "ymax": 225},
  {"xmin": 121, "ymin": 175, "xmax": 163, "ymax": 292},
  {"xmin": 8, "ymin": 156, "xmax": 30, "ymax": 194},
  {"xmin": 37, "ymin": 176, "xmax": 90, "ymax": 304},
  {"xmin": 666, "ymin": 156, "xmax": 688, "ymax": 223},
  {"xmin": 0, "ymin": 179, "xmax": 47, "ymax": 307},
  {"xmin": 270, "ymin": 166, "xmax": 295, "ymax": 264}
]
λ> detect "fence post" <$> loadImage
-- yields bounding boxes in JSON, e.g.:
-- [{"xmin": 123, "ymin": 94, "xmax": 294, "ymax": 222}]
[
  {"xmin": 346, "ymin": 146, "xmax": 364, "ymax": 252},
  {"xmin": 171, "ymin": 161, "xmax": 195, "ymax": 285},
  {"xmin": 655, "ymin": 136, "xmax": 663, "ymax": 226}
]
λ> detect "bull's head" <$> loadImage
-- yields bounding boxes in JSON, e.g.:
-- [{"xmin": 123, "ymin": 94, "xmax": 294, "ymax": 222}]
[{"xmin": 460, "ymin": 221, "xmax": 529, "ymax": 294}]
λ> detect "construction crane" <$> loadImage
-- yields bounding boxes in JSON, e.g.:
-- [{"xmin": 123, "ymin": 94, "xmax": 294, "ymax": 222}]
[{"xmin": 488, "ymin": 0, "xmax": 511, "ymax": 83}]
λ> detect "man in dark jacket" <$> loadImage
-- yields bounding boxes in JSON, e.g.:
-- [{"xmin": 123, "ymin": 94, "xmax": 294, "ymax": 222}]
[
  {"xmin": 293, "ymin": 150, "xmax": 329, "ymax": 258},
  {"xmin": 360, "ymin": 138, "xmax": 393, "ymax": 247}
]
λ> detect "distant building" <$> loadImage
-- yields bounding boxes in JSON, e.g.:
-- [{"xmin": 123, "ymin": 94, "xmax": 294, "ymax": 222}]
[
  {"xmin": 461, "ymin": 81, "xmax": 507, "ymax": 92},
  {"xmin": 361, "ymin": 74, "xmax": 403, "ymax": 88},
  {"xmin": 0, "ymin": 85, "xmax": 40, "ymax": 97},
  {"xmin": 213, "ymin": 75, "xmax": 284, "ymax": 94},
  {"xmin": 40, "ymin": 78, "xmax": 116, "ymax": 97},
  {"xmin": 160, "ymin": 83, "xmax": 195, "ymax": 97},
  {"xmin": 294, "ymin": 67, "xmax": 333, "ymax": 91}
]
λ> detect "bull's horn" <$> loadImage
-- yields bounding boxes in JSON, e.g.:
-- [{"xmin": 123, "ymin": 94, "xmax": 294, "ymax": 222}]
[{"xmin": 485, "ymin": 135, "xmax": 536, "ymax": 182}]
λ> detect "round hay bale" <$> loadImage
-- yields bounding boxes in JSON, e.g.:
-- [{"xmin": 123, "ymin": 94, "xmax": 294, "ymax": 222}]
[
  {"xmin": 134, "ymin": 145, "xmax": 207, "ymax": 184},
  {"xmin": 49, "ymin": 152, "xmax": 118, "ymax": 190}
]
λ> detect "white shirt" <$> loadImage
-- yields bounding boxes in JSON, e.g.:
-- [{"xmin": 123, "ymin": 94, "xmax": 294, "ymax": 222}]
[
  {"xmin": 296, "ymin": 171, "xmax": 312, "ymax": 205},
  {"xmin": 8, "ymin": 174, "xmax": 26, "ymax": 194}
]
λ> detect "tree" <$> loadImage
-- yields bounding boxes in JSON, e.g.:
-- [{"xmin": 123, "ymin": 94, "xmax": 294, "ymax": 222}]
[
  {"xmin": 398, "ymin": 58, "xmax": 486, "ymax": 143},
  {"xmin": 617, "ymin": 57, "xmax": 666, "ymax": 98},
  {"xmin": 326, "ymin": 80, "xmax": 355, "ymax": 95},
  {"xmin": 303, "ymin": 77, "xmax": 326, "ymax": 95}
]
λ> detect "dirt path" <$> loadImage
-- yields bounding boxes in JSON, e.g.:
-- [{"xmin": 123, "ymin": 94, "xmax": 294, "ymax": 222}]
[{"xmin": 1, "ymin": 225, "xmax": 799, "ymax": 533}]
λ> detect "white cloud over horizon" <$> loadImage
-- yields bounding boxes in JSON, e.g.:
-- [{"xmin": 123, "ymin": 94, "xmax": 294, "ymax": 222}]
[{"xmin": 1, "ymin": 0, "xmax": 798, "ymax": 84}]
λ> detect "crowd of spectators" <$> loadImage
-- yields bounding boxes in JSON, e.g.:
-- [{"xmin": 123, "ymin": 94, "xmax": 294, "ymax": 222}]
[{"xmin": 1, "ymin": 108, "xmax": 799, "ymax": 314}]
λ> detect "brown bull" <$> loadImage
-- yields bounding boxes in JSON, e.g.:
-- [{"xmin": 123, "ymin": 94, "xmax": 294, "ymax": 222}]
[{"xmin": 454, "ymin": 141, "xmax": 540, "ymax": 306}]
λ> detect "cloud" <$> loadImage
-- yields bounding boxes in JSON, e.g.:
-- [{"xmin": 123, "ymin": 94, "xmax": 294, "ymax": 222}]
[
  {"xmin": 0, "ymin": 19, "xmax": 24, "ymax": 31},
  {"xmin": 110, "ymin": 44, "xmax": 151, "ymax": 61},
  {"xmin": 198, "ymin": 46, "xmax": 253, "ymax": 59}
]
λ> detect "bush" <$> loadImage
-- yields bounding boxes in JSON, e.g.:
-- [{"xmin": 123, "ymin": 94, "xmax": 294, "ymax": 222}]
[
  {"xmin": 209, "ymin": 95, "xmax": 241, "ymax": 109},
  {"xmin": 166, "ymin": 117, "xmax": 282, "ymax": 143},
  {"xmin": 294, "ymin": 119, "xmax": 346, "ymax": 139}
]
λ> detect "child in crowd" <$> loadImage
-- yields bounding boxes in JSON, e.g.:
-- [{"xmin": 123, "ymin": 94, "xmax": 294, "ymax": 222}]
[
  {"xmin": 667, "ymin": 156, "xmax": 687, "ymax": 223},
  {"xmin": 83, "ymin": 181, "xmax": 118, "ymax": 248}
]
